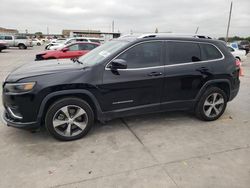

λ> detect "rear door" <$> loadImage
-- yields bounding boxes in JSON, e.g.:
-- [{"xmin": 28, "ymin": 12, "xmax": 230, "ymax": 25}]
[
  {"xmin": 100, "ymin": 41, "xmax": 165, "ymax": 112},
  {"xmin": 162, "ymin": 41, "xmax": 215, "ymax": 109}
]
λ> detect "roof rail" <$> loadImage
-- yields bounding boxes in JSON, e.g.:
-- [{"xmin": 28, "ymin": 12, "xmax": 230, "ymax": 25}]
[{"xmin": 137, "ymin": 33, "xmax": 213, "ymax": 39}]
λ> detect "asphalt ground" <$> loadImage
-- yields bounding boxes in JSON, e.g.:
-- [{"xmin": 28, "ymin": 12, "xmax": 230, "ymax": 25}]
[{"xmin": 0, "ymin": 46, "xmax": 249, "ymax": 188}]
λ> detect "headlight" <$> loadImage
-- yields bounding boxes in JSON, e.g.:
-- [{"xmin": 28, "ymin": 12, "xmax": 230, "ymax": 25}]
[{"xmin": 4, "ymin": 82, "xmax": 36, "ymax": 94}]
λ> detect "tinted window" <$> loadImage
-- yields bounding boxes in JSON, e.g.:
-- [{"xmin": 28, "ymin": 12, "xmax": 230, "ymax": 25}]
[
  {"xmin": 15, "ymin": 36, "xmax": 27, "ymax": 39},
  {"xmin": 168, "ymin": 41, "xmax": 201, "ymax": 64},
  {"xmin": 200, "ymin": 43, "xmax": 223, "ymax": 60},
  {"xmin": 76, "ymin": 39, "xmax": 88, "ymax": 42},
  {"xmin": 90, "ymin": 39, "xmax": 101, "ymax": 43},
  {"xmin": 68, "ymin": 44, "xmax": 79, "ymax": 51},
  {"xmin": 79, "ymin": 44, "xmax": 98, "ymax": 50},
  {"xmin": 117, "ymin": 42, "xmax": 162, "ymax": 68},
  {"xmin": 4, "ymin": 36, "xmax": 12, "ymax": 40}
]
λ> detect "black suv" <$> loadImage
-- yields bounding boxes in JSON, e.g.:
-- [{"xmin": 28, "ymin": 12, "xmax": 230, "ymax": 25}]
[{"xmin": 2, "ymin": 34, "xmax": 240, "ymax": 141}]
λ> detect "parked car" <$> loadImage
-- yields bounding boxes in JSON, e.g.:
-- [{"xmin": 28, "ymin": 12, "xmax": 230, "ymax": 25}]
[
  {"xmin": 45, "ymin": 38, "xmax": 66, "ymax": 50},
  {"xmin": 48, "ymin": 37, "xmax": 103, "ymax": 50},
  {"xmin": 2, "ymin": 34, "xmax": 240, "ymax": 141},
  {"xmin": 35, "ymin": 42, "xmax": 99, "ymax": 60},
  {"xmin": 32, "ymin": 38, "xmax": 43, "ymax": 46},
  {"xmin": 237, "ymin": 40, "xmax": 250, "ymax": 54},
  {"xmin": 227, "ymin": 46, "xmax": 247, "ymax": 62},
  {"xmin": 0, "ymin": 35, "xmax": 33, "ymax": 49},
  {"xmin": 0, "ymin": 40, "xmax": 9, "ymax": 52}
]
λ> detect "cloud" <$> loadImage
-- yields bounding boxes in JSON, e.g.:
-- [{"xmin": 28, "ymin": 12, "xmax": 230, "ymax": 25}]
[{"xmin": 0, "ymin": 0, "xmax": 249, "ymax": 37}]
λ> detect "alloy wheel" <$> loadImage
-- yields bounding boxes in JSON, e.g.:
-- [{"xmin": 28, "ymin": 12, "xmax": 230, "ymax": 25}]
[
  {"xmin": 52, "ymin": 105, "xmax": 88, "ymax": 137},
  {"xmin": 203, "ymin": 93, "xmax": 225, "ymax": 118}
]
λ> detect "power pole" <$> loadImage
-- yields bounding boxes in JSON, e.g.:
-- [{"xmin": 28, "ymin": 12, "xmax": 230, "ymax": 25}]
[
  {"xmin": 226, "ymin": 1, "xmax": 233, "ymax": 42},
  {"xmin": 112, "ymin": 20, "xmax": 114, "ymax": 33},
  {"xmin": 195, "ymin": 26, "xmax": 199, "ymax": 34}
]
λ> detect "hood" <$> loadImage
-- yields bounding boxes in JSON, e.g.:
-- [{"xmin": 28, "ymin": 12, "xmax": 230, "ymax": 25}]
[{"xmin": 6, "ymin": 59, "xmax": 83, "ymax": 82}]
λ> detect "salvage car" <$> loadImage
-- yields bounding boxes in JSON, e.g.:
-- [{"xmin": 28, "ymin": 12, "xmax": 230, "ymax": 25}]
[
  {"xmin": 2, "ymin": 34, "xmax": 240, "ymax": 141},
  {"xmin": 36, "ymin": 42, "xmax": 99, "ymax": 60}
]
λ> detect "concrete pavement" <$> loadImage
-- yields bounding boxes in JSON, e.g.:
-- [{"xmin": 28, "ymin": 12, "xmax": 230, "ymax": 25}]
[{"xmin": 0, "ymin": 46, "xmax": 249, "ymax": 188}]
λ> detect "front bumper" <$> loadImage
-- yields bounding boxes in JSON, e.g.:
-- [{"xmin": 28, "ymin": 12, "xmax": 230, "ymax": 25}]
[{"xmin": 2, "ymin": 110, "xmax": 39, "ymax": 130}]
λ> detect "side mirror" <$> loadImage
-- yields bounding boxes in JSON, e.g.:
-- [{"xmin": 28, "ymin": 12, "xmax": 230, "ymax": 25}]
[
  {"xmin": 62, "ymin": 47, "xmax": 69, "ymax": 52},
  {"xmin": 109, "ymin": 59, "xmax": 127, "ymax": 70}
]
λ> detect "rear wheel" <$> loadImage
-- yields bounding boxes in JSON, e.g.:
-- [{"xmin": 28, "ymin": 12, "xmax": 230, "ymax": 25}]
[
  {"xmin": 37, "ymin": 42, "xmax": 41, "ymax": 46},
  {"xmin": 18, "ymin": 44, "xmax": 26, "ymax": 49},
  {"xmin": 195, "ymin": 87, "xmax": 227, "ymax": 121},
  {"xmin": 45, "ymin": 98, "xmax": 94, "ymax": 141}
]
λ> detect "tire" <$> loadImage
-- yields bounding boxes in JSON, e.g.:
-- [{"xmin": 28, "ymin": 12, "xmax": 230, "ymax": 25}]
[
  {"xmin": 195, "ymin": 87, "xmax": 227, "ymax": 121},
  {"xmin": 18, "ymin": 44, "xmax": 26, "ymax": 49},
  {"xmin": 37, "ymin": 43, "xmax": 41, "ymax": 46},
  {"xmin": 45, "ymin": 98, "xmax": 94, "ymax": 141},
  {"xmin": 236, "ymin": 57, "xmax": 241, "ymax": 61}
]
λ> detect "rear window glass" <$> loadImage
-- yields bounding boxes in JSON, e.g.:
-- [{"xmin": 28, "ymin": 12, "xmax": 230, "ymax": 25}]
[
  {"xmin": 168, "ymin": 41, "xmax": 201, "ymax": 64},
  {"xmin": 4, "ymin": 36, "xmax": 12, "ymax": 40},
  {"xmin": 200, "ymin": 44, "xmax": 223, "ymax": 60}
]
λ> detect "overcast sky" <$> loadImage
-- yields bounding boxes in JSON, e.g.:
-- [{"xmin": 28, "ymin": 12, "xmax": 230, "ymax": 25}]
[{"xmin": 0, "ymin": 0, "xmax": 249, "ymax": 37}]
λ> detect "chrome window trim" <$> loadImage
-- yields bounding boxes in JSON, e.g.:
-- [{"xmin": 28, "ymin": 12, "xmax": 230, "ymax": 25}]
[{"xmin": 105, "ymin": 40, "xmax": 225, "ymax": 71}]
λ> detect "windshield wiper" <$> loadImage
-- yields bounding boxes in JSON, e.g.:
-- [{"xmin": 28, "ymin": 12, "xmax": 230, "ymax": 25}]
[{"xmin": 71, "ymin": 58, "xmax": 83, "ymax": 64}]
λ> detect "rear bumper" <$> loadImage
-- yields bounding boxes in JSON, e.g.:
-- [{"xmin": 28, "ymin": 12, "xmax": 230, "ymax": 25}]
[
  {"xmin": 229, "ymin": 87, "xmax": 240, "ymax": 101},
  {"xmin": 2, "ymin": 110, "xmax": 40, "ymax": 130}
]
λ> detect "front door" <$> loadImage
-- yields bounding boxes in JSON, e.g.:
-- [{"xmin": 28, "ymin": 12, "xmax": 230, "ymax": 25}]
[{"xmin": 100, "ymin": 41, "xmax": 165, "ymax": 112}]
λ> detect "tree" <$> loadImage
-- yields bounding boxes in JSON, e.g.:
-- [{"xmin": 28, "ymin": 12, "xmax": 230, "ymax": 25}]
[{"xmin": 35, "ymin": 32, "xmax": 43, "ymax": 38}]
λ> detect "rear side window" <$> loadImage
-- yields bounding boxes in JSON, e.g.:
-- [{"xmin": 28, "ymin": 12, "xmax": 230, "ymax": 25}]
[
  {"xmin": 168, "ymin": 41, "xmax": 201, "ymax": 64},
  {"xmin": 200, "ymin": 44, "xmax": 223, "ymax": 60},
  {"xmin": 15, "ymin": 36, "xmax": 27, "ymax": 39}
]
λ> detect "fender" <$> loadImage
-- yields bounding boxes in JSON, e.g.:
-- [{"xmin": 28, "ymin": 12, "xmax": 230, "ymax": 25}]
[
  {"xmin": 195, "ymin": 79, "xmax": 231, "ymax": 101},
  {"xmin": 37, "ymin": 89, "xmax": 103, "ymax": 122}
]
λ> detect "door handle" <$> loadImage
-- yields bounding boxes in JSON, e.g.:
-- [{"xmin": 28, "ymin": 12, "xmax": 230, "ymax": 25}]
[{"xmin": 148, "ymin": 72, "xmax": 163, "ymax": 77}]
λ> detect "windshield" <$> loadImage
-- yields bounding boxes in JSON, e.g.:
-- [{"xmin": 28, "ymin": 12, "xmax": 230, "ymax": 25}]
[{"xmin": 78, "ymin": 40, "xmax": 129, "ymax": 67}]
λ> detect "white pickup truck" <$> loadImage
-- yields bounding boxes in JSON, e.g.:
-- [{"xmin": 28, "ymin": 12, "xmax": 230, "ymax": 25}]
[{"xmin": 0, "ymin": 35, "xmax": 33, "ymax": 49}]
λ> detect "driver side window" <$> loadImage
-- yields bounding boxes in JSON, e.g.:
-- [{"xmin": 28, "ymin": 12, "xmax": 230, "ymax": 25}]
[
  {"xmin": 68, "ymin": 44, "xmax": 79, "ymax": 51},
  {"xmin": 117, "ymin": 42, "xmax": 162, "ymax": 68}
]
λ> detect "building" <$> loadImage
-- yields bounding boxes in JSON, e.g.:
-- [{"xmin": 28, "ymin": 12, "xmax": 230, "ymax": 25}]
[
  {"xmin": 0, "ymin": 27, "xmax": 18, "ymax": 35},
  {"xmin": 62, "ymin": 29, "xmax": 121, "ymax": 41}
]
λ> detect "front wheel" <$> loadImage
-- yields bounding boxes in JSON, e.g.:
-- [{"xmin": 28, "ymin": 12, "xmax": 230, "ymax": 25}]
[
  {"xmin": 45, "ymin": 98, "xmax": 94, "ymax": 141},
  {"xmin": 195, "ymin": 87, "xmax": 227, "ymax": 121}
]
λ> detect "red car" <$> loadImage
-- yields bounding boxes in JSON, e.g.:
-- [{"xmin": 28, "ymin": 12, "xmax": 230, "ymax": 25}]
[{"xmin": 35, "ymin": 42, "xmax": 99, "ymax": 60}]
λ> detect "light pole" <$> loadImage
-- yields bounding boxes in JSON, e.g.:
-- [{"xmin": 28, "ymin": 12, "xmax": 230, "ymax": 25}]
[{"xmin": 226, "ymin": 1, "xmax": 233, "ymax": 42}]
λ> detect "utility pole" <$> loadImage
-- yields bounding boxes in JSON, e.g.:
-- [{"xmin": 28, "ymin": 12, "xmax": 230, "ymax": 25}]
[
  {"xmin": 195, "ymin": 26, "xmax": 199, "ymax": 34},
  {"xmin": 47, "ymin": 26, "xmax": 49, "ymax": 35},
  {"xmin": 112, "ymin": 20, "xmax": 114, "ymax": 33},
  {"xmin": 226, "ymin": 1, "xmax": 233, "ymax": 42}
]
